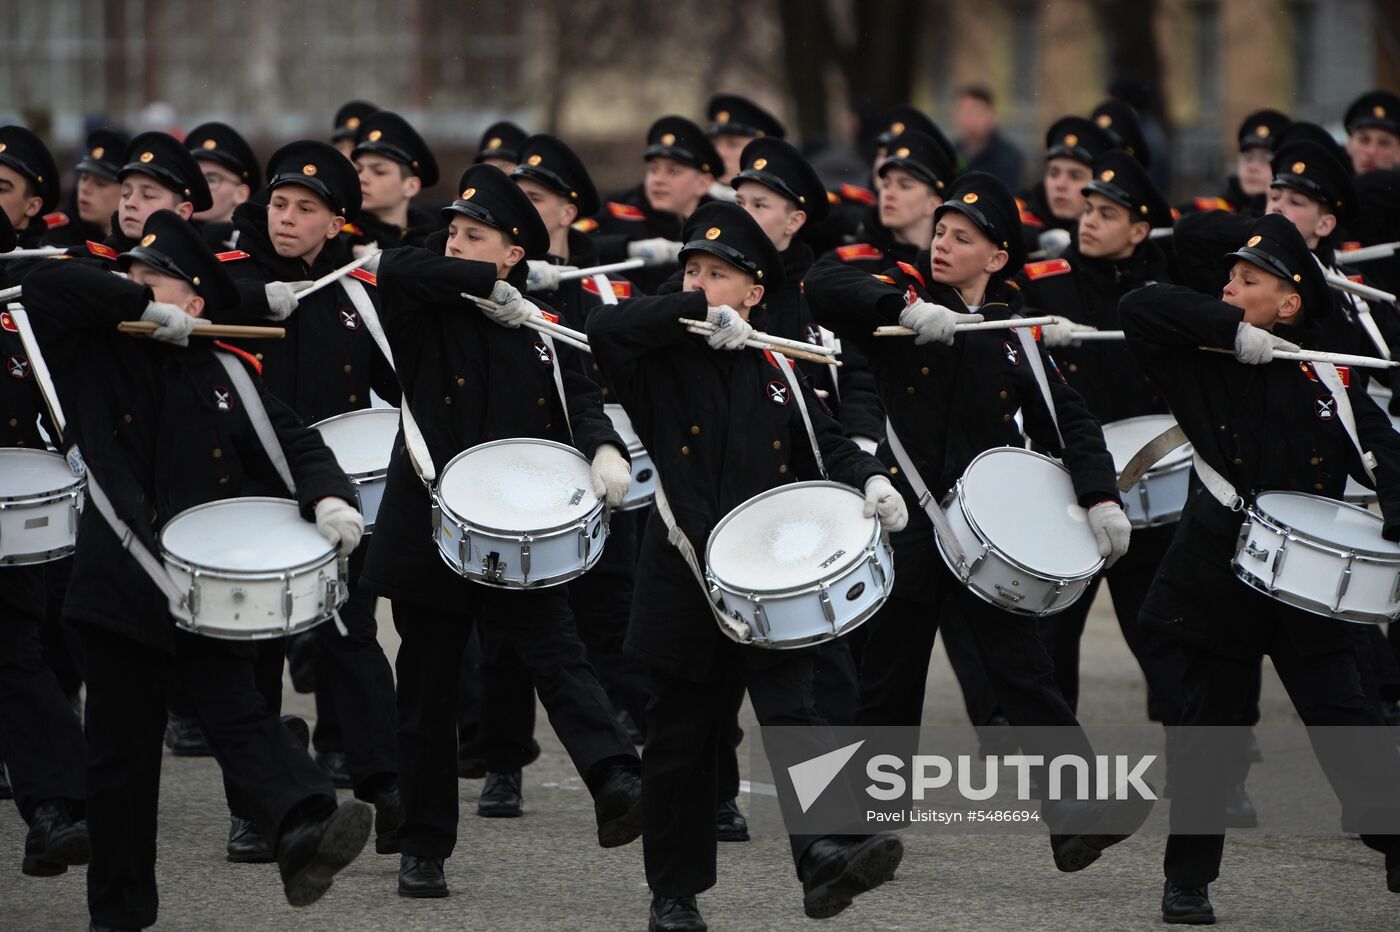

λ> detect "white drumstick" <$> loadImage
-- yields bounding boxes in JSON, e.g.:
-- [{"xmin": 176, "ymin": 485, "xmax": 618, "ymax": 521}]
[
  {"xmin": 1071, "ymin": 330, "xmax": 1126, "ymax": 342},
  {"xmin": 0, "ymin": 246, "xmax": 66, "ymax": 258},
  {"xmin": 0, "ymin": 285, "xmax": 19, "ymax": 302},
  {"xmin": 460, "ymin": 293, "xmax": 592, "ymax": 352},
  {"xmin": 1325, "ymin": 271, "xmax": 1396, "ymax": 305},
  {"xmin": 294, "ymin": 250, "xmax": 378, "ymax": 300},
  {"xmin": 1337, "ymin": 242, "xmax": 1400, "ymax": 264},
  {"xmin": 874, "ymin": 316, "xmax": 1063, "ymax": 337},
  {"xmin": 682, "ymin": 322, "xmax": 841, "ymax": 366},
  {"xmin": 555, "ymin": 259, "xmax": 646, "ymax": 282},
  {"xmin": 1200, "ymin": 345, "xmax": 1400, "ymax": 369},
  {"xmin": 686, "ymin": 319, "xmax": 835, "ymax": 356}
]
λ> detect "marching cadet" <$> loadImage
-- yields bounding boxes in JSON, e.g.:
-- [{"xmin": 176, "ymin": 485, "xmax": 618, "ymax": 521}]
[
  {"xmin": 1120, "ymin": 213, "xmax": 1400, "ymax": 924},
  {"xmin": 806, "ymin": 172, "xmax": 1151, "ymax": 873},
  {"xmin": 331, "ymin": 100, "xmax": 378, "ymax": 158},
  {"xmin": 21, "ymin": 209, "xmax": 373, "ymax": 929},
  {"xmin": 1344, "ymin": 90, "xmax": 1400, "ymax": 176},
  {"xmin": 588, "ymin": 200, "xmax": 908, "ymax": 931},
  {"xmin": 360, "ymin": 163, "xmax": 643, "ymax": 899},
  {"xmin": 1181, "ymin": 110, "xmax": 1291, "ymax": 218},
  {"xmin": 218, "ymin": 140, "xmax": 404, "ymax": 860},
  {"xmin": 473, "ymin": 120, "xmax": 529, "ymax": 172},
  {"xmin": 1015, "ymin": 150, "xmax": 1184, "ymax": 721},
  {"xmin": 0, "ymin": 125, "xmax": 61, "ymax": 251},
  {"xmin": 0, "ymin": 207, "xmax": 90, "ymax": 880},
  {"xmin": 43, "ymin": 128, "xmax": 129, "ymax": 247},
  {"xmin": 705, "ymin": 92, "xmax": 786, "ymax": 190},
  {"xmin": 187, "ymin": 121, "xmax": 261, "ymax": 250},
  {"xmin": 348, "ymin": 110, "xmax": 442, "ymax": 250},
  {"xmin": 580, "ymin": 116, "xmax": 721, "ymax": 294},
  {"xmin": 1017, "ymin": 116, "xmax": 1114, "ymax": 257}
]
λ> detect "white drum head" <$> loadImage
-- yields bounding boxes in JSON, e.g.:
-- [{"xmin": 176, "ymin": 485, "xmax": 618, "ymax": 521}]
[
  {"xmin": 0, "ymin": 449, "xmax": 78, "ymax": 499},
  {"xmin": 1254, "ymin": 492, "xmax": 1400, "ymax": 556},
  {"xmin": 161, "ymin": 498, "xmax": 333, "ymax": 572},
  {"xmin": 961, "ymin": 448, "xmax": 1102, "ymax": 576},
  {"xmin": 1102, "ymin": 415, "xmax": 1191, "ymax": 474},
  {"xmin": 707, "ymin": 482, "xmax": 874, "ymax": 591},
  {"xmin": 313, "ymin": 409, "xmax": 400, "ymax": 477},
  {"xmin": 604, "ymin": 404, "xmax": 644, "ymax": 454},
  {"xmin": 438, "ymin": 439, "xmax": 597, "ymax": 533}
]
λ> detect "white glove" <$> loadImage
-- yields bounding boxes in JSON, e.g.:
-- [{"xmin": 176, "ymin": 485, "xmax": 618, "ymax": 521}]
[
  {"xmin": 863, "ymin": 475, "xmax": 908, "ymax": 533},
  {"xmin": 263, "ymin": 281, "xmax": 308, "ymax": 321},
  {"xmin": 525, "ymin": 260, "xmax": 576, "ymax": 293},
  {"xmin": 1087, "ymin": 500, "xmax": 1131, "ymax": 569},
  {"xmin": 852, "ymin": 436, "xmax": 879, "ymax": 455},
  {"xmin": 1041, "ymin": 319, "xmax": 1096, "ymax": 348},
  {"xmin": 590, "ymin": 444, "xmax": 631, "ymax": 508},
  {"xmin": 140, "ymin": 301, "xmax": 199, "ymax": 346},
  {"xmin": 314, "ymin": 496, "xmax": 364, "ymax": 556},
  {"xmin": 1233, "ymin": 322, "xmax": 1300, "ymax": 365},
  {"xmin": 898, "ymin": 301, "xmax": 984, "ymax": 346},
  {"xmin": 704, "ymin": 306, "xmax": 753, "ymax": 350},
  {"xmin": 627, "ymin": 237, "xmax": 683, "ymax": 266},
  {"xmin": 481, "ymin": 280, "xmax": 537, "ymax": 328},
  {"xmin": 1037, "ymin": 228, "xmax": 1072, "ymax": 258}
]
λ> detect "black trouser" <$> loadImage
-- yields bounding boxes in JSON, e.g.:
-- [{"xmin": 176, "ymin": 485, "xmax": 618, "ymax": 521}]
[
  {"xmin": 392, "ymin": 587, "xmax": 636, "ymax": 859},
  {"xmin": 476, "ymin": 624, "xmax": 539, "ymax": 771},
  {"xmin": 39, "ymin": 557, "xmax": 83, "ymax": 698},
  {"xmin": 0, "ymin": 565, "xmax": 85, "ymax": 822},
  {"xmin": 1036, "ymin": 522, "xmax": 1185, "ymax": 720},
  {"xmin": 223, "ymin": 636, "xmax": 290, "ymax": 821},
  {"xmin": 570, "ymin": 509, "xmax": 650, "ymax": 728},
  {"xmin": 81, "ymin": 624, "xmax": 336, "ymax": 930},
  {"xmin": 1164, "ymin": 631, "xmax": 1400, "ymax": 888}
]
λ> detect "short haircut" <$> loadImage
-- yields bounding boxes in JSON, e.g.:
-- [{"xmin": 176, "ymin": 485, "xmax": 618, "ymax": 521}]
[{"xmin": 956, "ymin": 84, "xmax": 995, "ymax": 108}]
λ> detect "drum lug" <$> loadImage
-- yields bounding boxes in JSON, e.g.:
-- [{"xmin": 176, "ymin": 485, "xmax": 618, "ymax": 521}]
[
  {"xmin": 1271, "ymin": 537, "xmax": 1288, "ymax": 587},
  {"xmin": 185, "ymin": 576, "xmax": 202, "ymax": 622},
  {"xmin": 520, "ymin": 539, "xmax": 532, "ymax": 584},
  {"xmin": 1391, "ymin": 572, "xmax": 1400, "ymax": 605},
  {"xmin": 818, "ymin": 586, "xmax": 837, "ymax": 627},
  {"xmin": 752, "ymin": 600, "xmax": 771, "ymax": 640},
  {"xmin": 1333, "ymin": 554, "xmax": 1355, "ymax": 612},
  {"xmin": 458, "ymin": 532, "xmax": 469, "ymax": 574},
  {"xmin": 1137, "ymin": 482, "xmax": 1150, "ymax": 520},
  {"xmin": 282, "ymin": 575, "xmax": 294, "ymax": 625},
  {"xmin": 430, "ymin": 502, "xmax": 442, "ymax": 532},
  {"xmin": 868, "ymin": 547, "xmax": 888, "ymax": 591}
]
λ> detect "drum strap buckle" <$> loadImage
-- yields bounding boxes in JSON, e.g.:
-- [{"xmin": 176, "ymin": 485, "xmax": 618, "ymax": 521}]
[{"xmin": 482, "ymin": 552, "xmax": 507, "ymax": 583}]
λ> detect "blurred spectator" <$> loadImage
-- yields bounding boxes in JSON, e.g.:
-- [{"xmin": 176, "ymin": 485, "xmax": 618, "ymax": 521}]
[{"xmin": 953, "ymin": 84, "xmax": 1023, "ymax": 189}]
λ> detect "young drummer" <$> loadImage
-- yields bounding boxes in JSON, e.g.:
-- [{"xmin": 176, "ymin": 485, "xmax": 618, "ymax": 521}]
[{"xmin": 348, "ymin": 110, "xmax": 442, "ymax": 250}]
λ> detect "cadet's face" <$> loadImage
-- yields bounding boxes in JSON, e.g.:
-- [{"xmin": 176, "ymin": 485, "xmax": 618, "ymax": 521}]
[
  {"xmin": 1265, "ymin": 187, "xmax": 1336, "ymax": 250},
  {"xmin": 644, "ymin": 158, "xmax": 711, "ymax": 217},
  {"xmin": 0, "ymin": 164, "xmax": 42, "ymax": 229},
  {"xmin": 1236, "ymin": 147, "xmax": 1273, "ymax": 197},
  {"xmin": 266, "ymin": 186, "xmax": 344, "ymax": 261},
  {"xmin": 194, "ymin": 161, "xmax": 249, "ymax": 224},
  {"xmin": 127, "ymin": 262, "xmax": 204, "ymax": 318},
  {"xmin": 878, "ymin": 168, "xmax": 940, "ymax": 235},
  {"xmin": 76, "ymin": 172, "xmax": 121, "ymax": 225},
  {"xmin": 516, "ymin": 178, "xmax": 578, "ymax": 233},
  {"xmin": 1221, "ymin": 260, "xmax": 1300, "ymax": 329},
  {"xmin": 734, "ymin": 181, "xmax": 804, "ymax": 251},
  {"xmin": 119, "ymin": 176, "xmax": 188, "ymax": 239},
  {"xmin": 445, "ymin": 216, "xmax": 525, "ymax": 279},
  {"xmin": 711, "ymin": 134, "xmax": 750, "ymax": 182},
  {"xmin": 681, "ymin": 252, "xmax": 762, "ymax": 318},
  {"xmin": 1044, "ymin": 158, "xmax": 1093, "ymax": 220},
  {"xmin": 1077, "ymin": 193, "xmax": 1147, "ymax": 260},
  {"xmin": 930, "ymin": 211, "xmax": 1007, "ymax": 289},
  {"xmin": 1347, "ymin": 127, "xmax": 1400, "ymax": 174},
  {"xmin": 356, "ymin": 154, "xmax": 420, "ymax": 213}
]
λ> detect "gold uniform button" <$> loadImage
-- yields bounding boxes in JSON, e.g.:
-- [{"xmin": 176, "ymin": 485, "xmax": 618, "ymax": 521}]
[
  {"xmin": 7, "ymin": 418, "xmax": 16, "ymax": 427},
  {"xmin": 456, "ymin": 377, "xmax": 465, "ymax": 386},
  {"xmin": 999, "ymin": 390, "xmax": 1008, "ymax": 400},
  {"xmin": 1068, "ymin": 363, "xmax": 1079, "ymax": 373},
  {"xmin": 690, "ymin": 425, "xmax": 701, "ymax": 435},
  {"xmin": 1233, "ymin": 457, "xmax": 1243, "ymax": 465},
  {"xmin": 1314, "ymin": 482, "xmax": 1324, "ymax": 491},
  {"xmin": 212, "ymin": 448, "xmax": 222, "ymax": 458},
  {"xmin": 1003, "ymin": 414, "xmax": 1012, "ymax": 422},
  {"xmin": 906, "ymin": 386, "xmax": 915, "ymax": 395},
  {"xmin": 343, "ymin": 364, "xmax": 353, "ymax": 374},
  {"xmin": 444, "ymin": 396, "xmax": 453, "ymax": 405},
  {"xmin": 123, "ymin": 414, "xmax": 133, "ymax": 424},
  {"xmin": 681, "ymin": 445, "xmax": 690, "ymax": 455},
  {"xmin": 920, "ymin": 367, "xmax": 930, "ymax": 376},
  {"xmin": 538, "ymin": 397, "xmax": 547, "ymax": 406},
  {"xmin": 349, "ymin": 394, "xmax": 358, "ymax": 403},
  {"xmin": 592, "ymin": 363, "xmax": 600, "ymax": 372},
  {"xmin": 218, "ymin": 476, "xmax": 229, "ymax": 485},
  {"xmin": 778, "ymin": 464, "xmax": 788, "ymax": 474},
  {"xmin": 1310, "ymin": 456, "xmax": 1320, "ymax": 466},
  {"xmin": 255, "ymin": 353, "xmax": 264, "ymax": 361},
  {"xmin": 772, "ymin": 440, "xmax": 782, "ymax": 450},
  {"xmin": 889, "ymin": 466, "xmax": 899, "ymax": 474}
]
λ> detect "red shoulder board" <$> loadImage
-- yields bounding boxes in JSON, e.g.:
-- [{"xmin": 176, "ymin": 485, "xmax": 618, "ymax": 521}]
[
  {"xmin": 1193, "ymin": 197, "xmax": 1234, "ymax": 213},
  {"xmin": 580, "ymin": 277, "xmax": 634, "ymax": 299},
  {"xmin": 872, "ymin": 274, "xmax": 895, "ymax": 284},
  {"xmin": 896, "ymin": 260, "xmax": 925, "ymax": 287},
  {"xmin": 349, "ymin": 268, "xmax": 377, "ymax": 286},
  {"xmin": 1347, "ymin": 274, "xmax": 1364, "ymax": 285},
  {"xmin": 42, "ymin": 211, "xmax": 69, "ymax": 229},
  {"xmin": 826, "ymin": 190, "xmax": 841, "ymax": 205},
  {"xmin": 1339, "ymin": 241, "xmax": 1363, "ymax": 253},
  {"xmin": 215, "ymin": 249, "xmax": 250, "ymax": 262},
  {"xmin": 0, "ymin": 310, "xmax": 16, "ymax": 332},
  {"xmin": 1024, "ymin": 258, "xmax": 1072, "ymax": 280},
  {"xmin": 607, "ymin": 201, "xmax": 646, "ymax": 221},
  {"xmin": 840, "ymin": 183, "xmax": 876, "ymax": 206},
  {"xmin": 86, "ymin": 240, "xmax": 118, "ymax": 261},
  {"xmin": 1024, "ymin": 325, "xmax": 1044, "ymax": 342},
  {"xmin": 539, "ymin": 308, "xmax": 560, "ymax": 324},
  {"xmin": 341, "ymin": 222, "xmax": 362, "ymax": 235},
  {"xmin": 836, "ymin": 243, "xmax": 883, "ymax": 263},
  {"xmin": 1170, "ymin": 207, "xmax": 1182, "ymax": 221},
  {"xmin": 213, "ymin": 341, "xmax": 263, "ymax": 375},
  {"xmin": 1301, "ymin": 361, "xmax": 1351, "ymax": 387},
  {"xmin": 571, "ymin": 217, "xmax": 600, "ymax": 233}
]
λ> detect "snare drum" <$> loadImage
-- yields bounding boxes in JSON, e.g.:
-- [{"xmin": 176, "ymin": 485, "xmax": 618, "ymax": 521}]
[
  {"xmin": 432, "ymin": 438, "xmax": 607, "ymax": 588},
  {"xmin": 312, "ymin": 408, "xmax": 399, "ymax": 530},
  {"xmin": 1234, "ymin": 491, "xmax": 1400, "ymax": 624},
  {"xmin": 936, "ymin": 447, "xmax": 1104, "ymax": 616},
  {"xmin": 160, "ymin": 497, "xmax": 347, "ymax": 640},
  {"xmin": 604, "ymin": 404, "xmax": 655, "ymax": 510},
  {"xmin": 0, "ymin": 448, "xmax": 84, "ymax": 565},
  {"xmin": 705, "ymin": 481, "xmax": 894, "ymax": 649},
  {"xmin": 1102, "ymin": 415, "xmax": 1192, "ymax": 528}
]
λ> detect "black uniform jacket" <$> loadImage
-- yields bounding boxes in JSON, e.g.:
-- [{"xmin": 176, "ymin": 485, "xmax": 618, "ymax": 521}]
[
  {"xmin": 360, "ymin": 248, "xmax": 624, "ymax": 609},
  {"xmin": 587, "ymin": 287, "xmax": 884, "ymax": 676},
  {"xmin": 810, "ymin": 204, "xmax": 921, "ymax": 278},
  {"xmin": 1014, "ymin": 239, "xmax": 1172, "ymax": 424},
  {"xmin": 220, "ymin": 202, "xmax": 401, "ymax": 423},
  {"xmin": 345, "ymin": 205, "xmax": 442, "ymax": 252},
  {"xmin": 578, "ymin": 184, "xmax": 703, "ymax": 294},
  {"xmin": 21, "ymin": 262, "xmax": 354, "ymax": 653},
  {"xmin": 1122, "ymin": 284, "xmax": 1400, "ymax": 656},
  {"xmin": 804, "ymin": 251, "xmax": 1120, "ymax": 531}
]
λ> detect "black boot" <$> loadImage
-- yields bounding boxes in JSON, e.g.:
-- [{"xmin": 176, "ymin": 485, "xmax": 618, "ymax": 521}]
[
  {"xmin": 374, "ymin": 783, "xmax": 404, "ymax": 855},
  {"xmin": 281, "ymin": 714, "xmax": 311, "ymax": 751},
  {"xmin": 275, "ymin": 799, "xmax": 372, "ymax": 907},
  {"xmin": 478, "ymin": 770, "xmax": 523, "ymax": 818},
  {"xmin": 1051, "ymin": 792, "xmax": 1155, "ymax": 872},
  {"xmin": 1161, "ymin": 880, "xmax": 1215, "ymax": 924},
  {"xmin": 227, "ymin": 815, "xmax": 274, "ymax": 863},
  {"xmin": 648, "ymin": 894, "xmax": 706, "ymax": 931},
  {"xmin": 398, "ymin": 854, "xmax": 448, "ymax": 898},
  {"xmin": 798, "ymin": 833, "xmax": 903, "ymax": 919},
  {"xmin": 315, "ymin": 749, "xmax": 353, "ymax": 789},
  {"xmin": 22, "ymin": 800, "xmax": 90, "ymax": 876},
  {"xmin": 1224, "ymin": 783, "xmax": 1257, "ymax": 828},
  {"xmin": 164, "ymin": 713, "xmax": 213, "ymax": 757},
  {"xmin": 593, "ymin": 764, "xmax": 643, "ymax": 848},
  {"xmin": 716, "ymin": 797, "xmax": 749, "ymax": 842}
]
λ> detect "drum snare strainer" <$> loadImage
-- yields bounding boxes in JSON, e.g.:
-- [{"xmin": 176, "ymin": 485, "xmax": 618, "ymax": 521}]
[{"xmin": 0, "ymin": 448, "xmax": 85, "ymax": 565}]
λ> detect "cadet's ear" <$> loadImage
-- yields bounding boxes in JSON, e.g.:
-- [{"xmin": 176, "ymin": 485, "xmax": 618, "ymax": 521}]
[
  {"xmin": 784, "ymin": 208, "xmax": 808, "ymax": 239},
  {"xmin": 176, "ymin": 201, "xmax": 194, "ymax": 221},
  {"xmin": 402, "ymin": 175, "xmax": 422, "ymax": 200},
  {"xmin": 561, "ymin": 201, "xmax": 580, "ymax": 227},
  {"xmin": 984, "ymin": 249, "xmax": 1009, "ymax": 275},
  {"xmin": 743, "ymin": 282, "xmax": 765, "ymax": 309},
  {"xmin": 503, "ymin": 243, "xmax": 526, "ymax": 270},
  {"xmin": 185, "ymin": 293, "xmax": 206, "ymax": 320},
  {"xmin": 1316, "ymin": 211, "xmax": 1338, "ymax": 240},
  {"xmin": 1277, "ymin": 286, "xmax": 1302, "ymax": 323},
  {"xmin": 232, "ymin": 184, "xmax": 251, "ymax": 208},
  {"xmin": 1128, "ymin": 220, "xmax": 1150, "ymax": 246},
  {"xmin": 325, "ymin": 214, "xmax": 346, "ymax": 241}
]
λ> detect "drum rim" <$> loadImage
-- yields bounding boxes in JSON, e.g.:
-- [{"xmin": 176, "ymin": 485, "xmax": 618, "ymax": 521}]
[
  {"xmin": 311, "ymin": 408, "xmax": 400, "ymax": 482},
  {"xmin": 704, "ymin": 480, "xmax": 878, "ymax": 590},
  {"xmin": 434, "ymin": 518, "xmax": 606, "ymax": 589},
  {"xmin": 1249, "ymin": 491, "xmax": 1400, "ymax": 560},
  {"xmin": 0, "ymin": 448, "xmax": 86, "ymax": 502},
  {"xmin": 1232, "ymin": 561, "xmax": 1396, "ymax": 625},
  {"xmin": 435, "ymin": 438, "xmax": 602, "ymax": 536},
  {"xmin": 159, "ymin": 496, "xmax": 340, "ymax": 577},
  {"xmin": 1102, "ymin": 413, "xmax": 1192, "ymax": 473}
]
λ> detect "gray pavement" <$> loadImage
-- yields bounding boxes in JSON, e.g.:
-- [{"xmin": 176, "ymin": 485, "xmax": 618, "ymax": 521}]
[{"xmin": 3, "ymin": 593, "xmax": 1399, "ymax": 930}]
